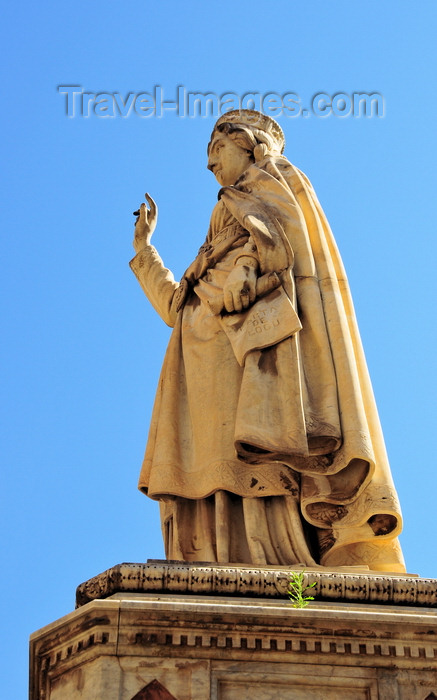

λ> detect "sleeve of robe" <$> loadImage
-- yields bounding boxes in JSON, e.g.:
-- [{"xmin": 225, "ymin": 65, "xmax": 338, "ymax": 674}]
[{"xmin": 130, "ymin": 245, "xmax": 179, "ymax": 327}]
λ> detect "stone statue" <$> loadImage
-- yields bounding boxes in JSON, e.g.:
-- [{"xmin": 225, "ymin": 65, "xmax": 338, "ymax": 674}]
[{"xmin": 130, "ymin": 110, "xmax": 405, "ymax": 572}]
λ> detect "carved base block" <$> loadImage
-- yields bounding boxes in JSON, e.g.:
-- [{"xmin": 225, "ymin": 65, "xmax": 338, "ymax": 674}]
[{"xmin": 30, "ymin": 564, "xmax": 437, "ymax": 699}]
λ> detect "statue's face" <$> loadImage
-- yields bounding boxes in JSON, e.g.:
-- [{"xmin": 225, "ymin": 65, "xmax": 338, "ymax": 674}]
[{"xmin": 207, "ymin": 133, "xmax": 252, "ymax": 186}]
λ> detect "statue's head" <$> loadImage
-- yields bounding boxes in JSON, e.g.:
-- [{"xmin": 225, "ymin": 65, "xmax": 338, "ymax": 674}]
[{"xmin": 207, "ymin": 110, "xmax": 285, "ymax": 186}]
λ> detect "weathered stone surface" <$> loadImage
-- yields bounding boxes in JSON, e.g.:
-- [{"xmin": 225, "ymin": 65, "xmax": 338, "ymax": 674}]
[
  {"xmin": 30, "ymin": 582, "xmax": 437, "ymax": 699},
  {"xmin": 76, "ymin": 561, "xmax": 435, "ymax": 608}
]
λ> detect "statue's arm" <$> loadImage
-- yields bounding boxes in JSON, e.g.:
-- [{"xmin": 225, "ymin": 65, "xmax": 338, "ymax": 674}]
[
  {"xmin": 130, "ymin": 246, "xmax": 179, "ymax": 327},
  {"xmin": 130, "ymin": 194, "xmax": 179, "ymax": 327}
]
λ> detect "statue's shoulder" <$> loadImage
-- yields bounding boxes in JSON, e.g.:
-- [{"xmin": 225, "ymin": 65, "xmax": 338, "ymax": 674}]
[{"xmin": 267, "ymin": 157, "xmax": 315, "ymax": 196}]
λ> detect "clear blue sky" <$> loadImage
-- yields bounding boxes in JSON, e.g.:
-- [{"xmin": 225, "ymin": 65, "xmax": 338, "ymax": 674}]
[{"xmin": 1, "ymin": 1, "xmax": 436, "ymax": 695}]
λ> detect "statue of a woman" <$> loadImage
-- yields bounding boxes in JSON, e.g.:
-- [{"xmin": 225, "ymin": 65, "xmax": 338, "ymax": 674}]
[{"xmin": 130, "ymin": 110, "xmax": 405, "ymax": 572}]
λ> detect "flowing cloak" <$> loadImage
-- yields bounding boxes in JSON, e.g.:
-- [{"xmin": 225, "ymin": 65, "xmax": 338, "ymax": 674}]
[{"xmin": 130, "ymin": 155, "xmax": 405, "ymax": 572}]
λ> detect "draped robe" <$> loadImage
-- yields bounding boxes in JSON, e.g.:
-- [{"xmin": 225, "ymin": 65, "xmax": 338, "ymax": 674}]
[{"xmin": 130, "ymin": 155, "xmax": 405, "ymax": 572}]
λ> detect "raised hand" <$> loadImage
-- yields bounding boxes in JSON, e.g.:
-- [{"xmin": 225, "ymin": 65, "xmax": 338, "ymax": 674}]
[{"xmin": 133, "ymin": 193, "xmax": 158, "ymax": 253}]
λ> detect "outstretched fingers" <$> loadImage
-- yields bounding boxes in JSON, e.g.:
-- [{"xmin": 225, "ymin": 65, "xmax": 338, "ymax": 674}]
[{"xmin": 145, "ymin": 192, "xmax": 158, "ymax": 220}]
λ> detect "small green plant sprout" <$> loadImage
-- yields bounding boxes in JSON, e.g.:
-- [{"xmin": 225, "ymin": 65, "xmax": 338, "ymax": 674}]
[{"xmin": 287, "ymin": 570, "xmax": 317, "ymax": 608}]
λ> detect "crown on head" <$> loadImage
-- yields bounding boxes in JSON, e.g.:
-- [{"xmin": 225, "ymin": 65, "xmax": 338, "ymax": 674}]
[{"xmin": 213, "ymin": 109, "xmax": 285, "ymax": 153}]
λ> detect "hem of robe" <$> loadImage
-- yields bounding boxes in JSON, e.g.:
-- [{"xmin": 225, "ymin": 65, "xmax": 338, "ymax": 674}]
[
  {"xmin": 139, "ymin": 459, "xmax": 301, "ymax": 500},
  {"xmin": 322, "ymin": 537, "xmax": 406, "ymax": 573},
  {"xmin": 139, "ymin": 449, "xmax": 374, "ymax": 505}
]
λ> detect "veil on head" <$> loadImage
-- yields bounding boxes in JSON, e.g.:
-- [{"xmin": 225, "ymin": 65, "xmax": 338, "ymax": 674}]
[{"xmin": 210, "ymin": 110, "xmax": 285, "ymax": 160}]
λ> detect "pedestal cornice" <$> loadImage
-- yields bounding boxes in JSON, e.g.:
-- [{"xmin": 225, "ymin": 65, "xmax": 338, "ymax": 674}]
[{"xmin": 76, "ymin": 560, "xmax": 436, "ymax": 608}]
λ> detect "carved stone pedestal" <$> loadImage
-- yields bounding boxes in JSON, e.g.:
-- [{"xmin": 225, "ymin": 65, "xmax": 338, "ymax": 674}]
[{"xmin": 30, "ymin": 562, "xmax": 437, "ymax": 699}]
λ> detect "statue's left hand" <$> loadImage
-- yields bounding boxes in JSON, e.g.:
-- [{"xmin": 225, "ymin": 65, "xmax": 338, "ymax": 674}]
[{"xmin": 223, "ymin": 264, "xmax": 257, "ymax": 313}]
